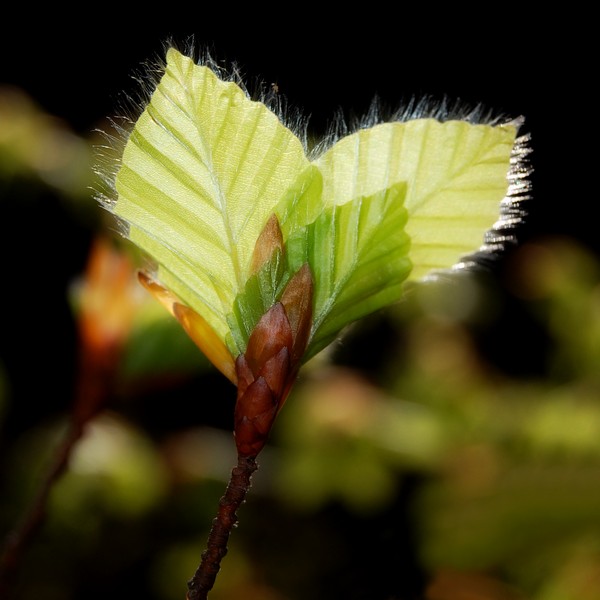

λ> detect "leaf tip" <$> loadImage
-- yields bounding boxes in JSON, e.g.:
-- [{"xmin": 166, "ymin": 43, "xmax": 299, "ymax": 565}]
[
  {"xmin": 250, "ymin": 214, "xmax": 285, "ymax": 274},
  {"xmin": 138, "ymin": 270, "xmax": 178, "ymax": 317}
]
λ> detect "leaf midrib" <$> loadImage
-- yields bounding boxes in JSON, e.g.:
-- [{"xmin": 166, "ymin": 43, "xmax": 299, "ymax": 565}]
[{"xmin": 168, "ymin": 59, "xmax": 244, "ymax": 289}]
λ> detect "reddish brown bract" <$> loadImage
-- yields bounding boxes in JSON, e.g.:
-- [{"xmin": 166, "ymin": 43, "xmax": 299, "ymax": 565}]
[{"xmin": 234, "ymin": 267, "xmax": 314, "ymax": 458}]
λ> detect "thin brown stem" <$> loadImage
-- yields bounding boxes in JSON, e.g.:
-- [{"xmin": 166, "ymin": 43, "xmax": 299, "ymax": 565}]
[
  {"xmin": 0, "ymin": 421, "xmax": 84, "ymax": 596},
  {"xmin": 0, "ymin": 343, "xmax": 115, "ymax": 598},
  {"xmin": 186, "ymin": 455, "xmax": 258, "ymax": 600}
]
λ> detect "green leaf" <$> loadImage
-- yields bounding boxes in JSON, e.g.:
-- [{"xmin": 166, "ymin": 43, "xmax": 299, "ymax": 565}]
[
  {"xmin": 275, "ymin": 165, "xmax": 324, "ymax": 236},
  {"xmin": 109, "ymin": 48, "xmax": 522, "ymax": 368},
  {"xmin": 233, "ymin": 164, "xmax": 324, "ymax": 346},
  {"xmin": 227, "ymin": 176, "xmax": 411, "ymax": 359},
  {"xmin": 315, "ymin": 119, "xmax": 518, "ymax": 279},
  {"xmin": 114, "ymin": 48, "xmax": 309, "ymax": 349},
  {"xmin": 286, "ymin": 182, "xmax": 411, "ymax": 359},
  {"xmin": 122, "ymin": 311, "xmax": 210, "ymax": 379},
  {"xmin": 227, "ymin": 248, "xmax": 289, "ymax": 352}
]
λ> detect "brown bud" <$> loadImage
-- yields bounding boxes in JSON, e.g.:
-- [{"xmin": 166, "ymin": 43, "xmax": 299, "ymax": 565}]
[
  {"xmin": 280, "ymin": 263, "xmax": 314, "ymax": 365},
  {"xmin": 235, "ymin": 353, "xmax": 255, "ymax": 399},
  {"xmin": 233, "ymin": 264, "xmax": 314, "ymax": 458},
  {"xmin": 257, "ymin": 346, "xmax": 291, "ymax": 401},
  {"xmin": 234, "ymin": 303, "xmax": 294, "ymax": 457},
  {"xmin": 244, "ymin": 302, "xmax": 293, "ymax": 375},
  {"xmin": 234, "ymin": 376, "xmax": 277, "ymax": 457},
  {"xmin": 250, "ymin": 214, "xmax": 284, "ymax": 274}
]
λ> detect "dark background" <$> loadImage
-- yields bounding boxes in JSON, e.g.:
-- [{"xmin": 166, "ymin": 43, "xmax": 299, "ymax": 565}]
[
  {"xmin": 1, "ymin": 17, "xmax": 595, "ymax": 600},
  {"xmin": 0, "ymin": 17, "xmax": 591, "ymax": 250},
  {"xmin": 0, "ymin": 18, "xmax": 591, "ymax": 394}
]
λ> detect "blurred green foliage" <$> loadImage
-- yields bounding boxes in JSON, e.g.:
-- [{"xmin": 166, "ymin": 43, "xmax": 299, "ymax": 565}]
[
  {"xmin": 2, "ymin": 86, "xmax": 600, "ymax": 600},
  {"xmin": 0, "ymin": 85, "xmax": 93, "ymax": 200},
  {"xmin": 121, "ymin": 301, "xmax": 210, "ymax": 380}
]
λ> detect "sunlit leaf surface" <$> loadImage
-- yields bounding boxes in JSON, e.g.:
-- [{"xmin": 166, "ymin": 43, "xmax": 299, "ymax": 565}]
[{"xmin": 112, "ymin": 48, "xmax": 520, "ymax": 361}]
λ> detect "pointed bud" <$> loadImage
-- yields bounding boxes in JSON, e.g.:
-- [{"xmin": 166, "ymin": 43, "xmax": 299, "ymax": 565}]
[
  {"xmin": 235, "ymin": 353, "xmax": 255, "ymax": 399},
  {"xmin": 244, "ymin": 302, "xmax": 293, "ymax": 376},
  {"xmin": 250, "ymin": 214, "xmax": 284, "ymax": 274},
  {"xmin": 280, "ymin": 263, "xmax": 313, "ymax": 365},
  {"xmin": 77, "ymin": 238, "xmax": 141, "ymax": 356},
  {"xmin": 257, "ymin": 346, "xmax": 291, "ymax": 401},
  {"xmin": 234, "ymin": 376, "xmax": 277, "ymax": 457},
  {"xmin": 234, "ymin": 302, "xmax": 294, "ymax": 457},
  {"xmin": 233, "ymin": 265, "xmax": 314, "ymax": 458}
]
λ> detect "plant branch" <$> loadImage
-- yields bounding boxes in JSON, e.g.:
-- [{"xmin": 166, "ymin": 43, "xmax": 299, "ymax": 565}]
[
  {"xmin": 186, "ymin": 454, "xmax": 258, "ymax": 600},
  {"xmin": 0, "ymin": 420, "xmax": 84, "ymax": 596},
  {"xmin": 0, "ymin": 343, "xmax": 115, "ymax": 597}
]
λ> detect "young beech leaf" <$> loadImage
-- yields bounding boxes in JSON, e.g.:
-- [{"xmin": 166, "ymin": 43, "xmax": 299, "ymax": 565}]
[
  {"xmin": 227, "ymin": 248, "xmax": 289, "ymax": 352},
  {"xmin": 114, "ymin": 49, "xmax": 309, "ymax": 350},
  {"xmin": 228, "ymin": 179, "xmax": 410, "ymax": 360},
  {"xmin": 315, "ymin": 119, "xmax": 519, "ymax": 279},
  {"xmin": 109, "ymin": 48, "xmax": 526, "ymax": 369},
  {"xmin": 285, "ymin": 182, "xmax": 411, "ymax": 360}
]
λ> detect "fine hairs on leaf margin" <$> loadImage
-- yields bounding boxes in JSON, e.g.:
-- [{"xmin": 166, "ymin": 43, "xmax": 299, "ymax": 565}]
[
  {"xmin": 316, "ymin": 95, "xmax": 533, "ymax": 277},
  {"xmin": 444, "ymin": 126, "xmax": 533, "ymax": 278},
  {"xmin": 92, "ymin": 38, "xmax": 310, "ymax": 220},
  {"xmin": 94, "ymin": 39, "xmax": 533, "ymax": 279},
  {"xmin": 311, "ymin": 93, "xmax": 523, "ymax": 158}
]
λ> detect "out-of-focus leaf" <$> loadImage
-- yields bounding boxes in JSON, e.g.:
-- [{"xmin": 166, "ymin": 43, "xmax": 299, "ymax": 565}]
[
  {"xmin": 121, "ymin": 304, "xmax": 210, "ymax": 379},
  {"xmin": 0, "ymin": 86, "xmax": 93, "ymax": 197},
  {"xmin": 50, "ymin": 414, "xmax": 167, "ymax": 519}
]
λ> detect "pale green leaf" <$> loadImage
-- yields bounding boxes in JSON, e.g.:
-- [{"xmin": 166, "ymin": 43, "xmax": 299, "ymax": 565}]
[
  {"xmin": 226, "ymin": 248, "xmax": 289, "ymax": 352},
  {"xmin": 224, "ymin": 166, "xmax": 322, "ymax": 353},
  {"xmin": 275, "ymin": 165, "xmax": 324, "ymax": 236},
  {"xmin": 114, "ymin": 49, "xmax": 309, "ymax": 348},
  {"xmin": 285, "ymin": 182, "xmax": 412, "ymax": 359},
  {"xmin": 110, "ymin": 48, "xmax": 521, "ymax": 368},
  {"xmin": 225, "ymin": 179, "xmax": 411, "ymax": 360},
  {"xmin": 315, "ymin": 119, "xmax": 517, "ymax": 279}
]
